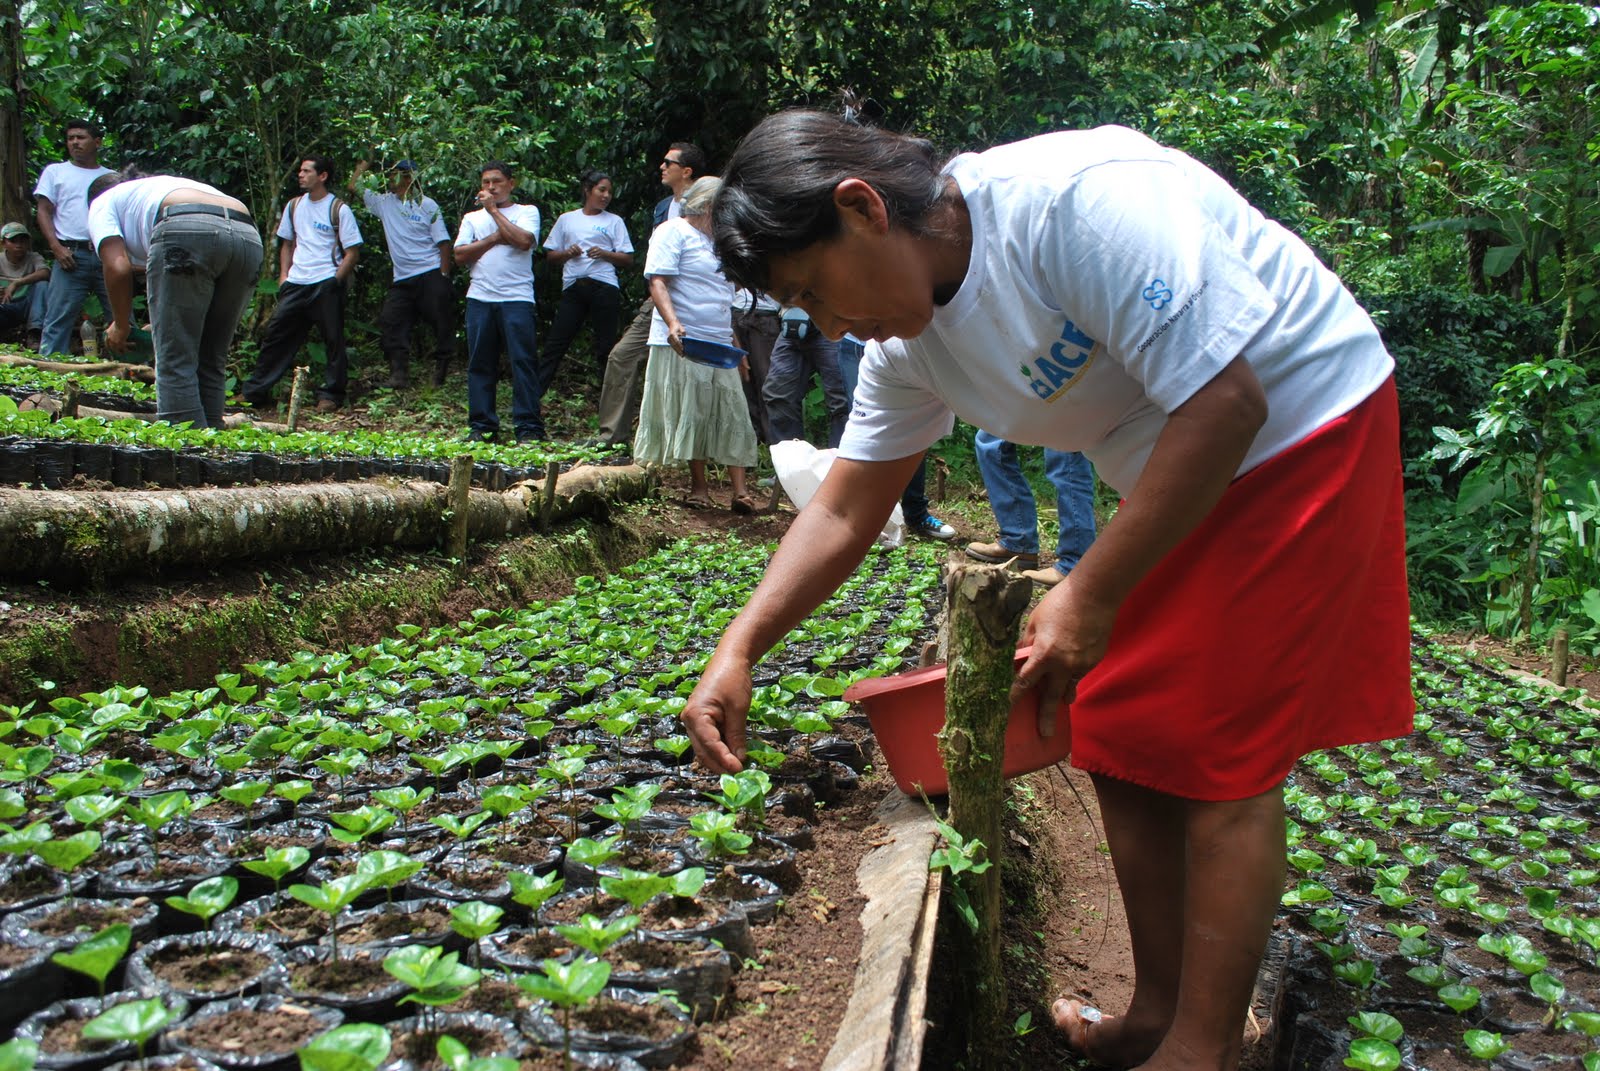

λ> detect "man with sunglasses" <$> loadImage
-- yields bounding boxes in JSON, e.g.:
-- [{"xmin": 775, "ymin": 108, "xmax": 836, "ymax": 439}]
[{"xmin": 591, "ymin": 142, "xmax": 707, "ymax": 449}]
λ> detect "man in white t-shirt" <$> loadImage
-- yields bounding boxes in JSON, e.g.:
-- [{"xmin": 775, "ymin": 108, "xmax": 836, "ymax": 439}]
[
  {"xmin": 592, "ymin": 141, "xmax": 707, "ymax": 447},
  {"xmin": 454, "ymin": 160, "xmax": 541, "ymax": 442},
  {"xmin": 238, "ymin": 154, "xmax": 363, "ymax": 413},
  {"xmin": 33, "ymin": 120, "xmax": 114, "ymax": 355},
  {"xmin": 350, "ymin": 159, "xmax": 455, "ymax": 389}
]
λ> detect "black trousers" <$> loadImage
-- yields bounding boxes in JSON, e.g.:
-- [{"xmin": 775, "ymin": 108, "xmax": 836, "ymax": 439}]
[
  {"xmin": 379, "ymin": 270, "xmax": 456, "ymax": 373},
  {"xmin": 536, "ymin": 277, "xmax": 622, "ymax": 394},
  {"xmin": 241, "ymin": 278, "xmax": 349, "ymax": 403}
]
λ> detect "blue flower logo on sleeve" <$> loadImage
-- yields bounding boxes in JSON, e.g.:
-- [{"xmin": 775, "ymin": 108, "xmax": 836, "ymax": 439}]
[{"xmin": 1141, "ymin": 279, "xmax": 1173, "ymax": 310}]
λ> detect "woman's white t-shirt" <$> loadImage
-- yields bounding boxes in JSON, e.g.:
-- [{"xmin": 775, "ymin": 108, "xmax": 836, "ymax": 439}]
[
  {"xmin": 644, "ymin": 217, "xmax": 733, "ymax": 346},
  {"xmin": 543, "ymin": 209, "xmax": 633, "ymax": 289},
  {"xmin": 837, "ymin": 126, "xmax": 1393, "ymax": 495}
]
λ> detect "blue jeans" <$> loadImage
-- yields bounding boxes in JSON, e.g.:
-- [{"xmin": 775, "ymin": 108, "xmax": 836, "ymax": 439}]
[
  {"xmin": 0, "ymin": 278, "xmax": 48, "ymax": 332},
  {"xmin": 40, "ymin": 244, "xmax": 111, "ymax": 355},
  {"xmin": 837, "ymin": 338, "xmax": 935, "ymax": 526},
  {"xmin": 975, "ymin": 430, "xmax": 1097, "ymax": 574},
  {"xmin": 764, "ymin": 324, "xmax": 848, "ymax": 447},
  {"xmin": 465, "ymin": 298, "xmax": 541, "ymax": 438},
  {"xmin": 147, "ymin": 215, "xmax": 264, "ymax": 429}
]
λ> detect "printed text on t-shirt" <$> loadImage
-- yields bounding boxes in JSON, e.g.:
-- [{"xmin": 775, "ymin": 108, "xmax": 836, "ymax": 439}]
[{"xmin": 1023, "ymin": 319, "xmax": 1097, "ymax": 403}]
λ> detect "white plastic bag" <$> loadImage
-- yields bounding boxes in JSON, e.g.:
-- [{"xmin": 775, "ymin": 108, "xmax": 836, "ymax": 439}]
[{"xmin": 769, "ymin": 438, "xmax": 904, "ymax": 547}]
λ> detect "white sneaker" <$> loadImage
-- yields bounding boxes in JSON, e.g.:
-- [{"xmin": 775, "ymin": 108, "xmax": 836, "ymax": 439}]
[{"xmin": 915, "ymin": 515, "xmax": 957, "ymax": 541}]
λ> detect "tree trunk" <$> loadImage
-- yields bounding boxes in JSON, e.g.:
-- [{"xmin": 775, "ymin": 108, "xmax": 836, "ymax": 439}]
[
  {"xmin": 0, "ymin": 0, "xmax": 27, "ymax": 228},
  {"xmin": 0, "ymin": 464, "xmax": 655, "ymax": 585},
  {"xmin": 937, "ymin": 561, "xmax": 1031, "ymax": 1070}
]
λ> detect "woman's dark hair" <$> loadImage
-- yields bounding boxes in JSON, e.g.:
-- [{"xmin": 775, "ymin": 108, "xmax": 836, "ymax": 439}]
[
  {"xmin": 579, "ymin": 169, "xmax": 611, "ymax": 200},
  {"xmin": 712, "ymin": 110, "xmax": 946, "ymax": 291}
]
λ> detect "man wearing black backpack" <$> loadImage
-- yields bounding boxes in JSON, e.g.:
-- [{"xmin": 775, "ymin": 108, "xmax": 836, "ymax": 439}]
[{"xmin": 239, "ymin": 155, "xmax": 363, "ymax": 413}]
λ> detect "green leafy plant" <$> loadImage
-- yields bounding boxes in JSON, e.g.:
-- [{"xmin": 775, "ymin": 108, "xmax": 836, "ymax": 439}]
[
  {"xmin": 241, "ymin": 846, "xmax": 313, "ymax": 894},
  {"xmin": 0, "ymin": 1039, "xmax": 39, "ymax": 1071},
  {"xmin": 382, "ymin": 945, "xmax": 481, "ymax": 1032},
  {"xmin": 448, "ymin": 901, "xmax": 504, "ymax": 968},
  {"xmin": 50, "ymin": 923, "xmax": 132, "ymax": 1006},
  {"xmin": 287, "ymin": 874, "xmax": 371, "ymax": 962},
  {"xmin": 434, "ymin": 1036, "xmax": 517, "ymax": 1071},
  {"xmin": 164, "ymin": 875, "xmax": 239, "ymax": 950},
  {"xmin": 515, "ymin": 956, "xmax": 611, "ymax": 1071},
  {"xmin": 297, "ymin": 1022, "xmax": 392, "ymax": 1071},
  {"xmin": 1462, "ymin": 1029, "xmax": 1509, "ymax": 1060},
  {"xmin": 81, "ymin": 997, "xmax": 186, "ymax": 1068}
]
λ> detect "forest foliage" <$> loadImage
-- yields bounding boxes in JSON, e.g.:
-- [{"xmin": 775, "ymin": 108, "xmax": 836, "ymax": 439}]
[{"xmin": 2, "ymin": 0, "xmax": 1597, "ymax": 649}]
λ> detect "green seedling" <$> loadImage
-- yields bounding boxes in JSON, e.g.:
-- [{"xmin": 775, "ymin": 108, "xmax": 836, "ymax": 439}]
[
  {"xmin": 709, "ymin": 769, "xmax": 771, "ymax": 831},
  {"xmin": 599, "ymin": 868, "xmax": 672, "ymax": 914},
  {"xmin": 507, "ymin": 871, "xmax": 564, "ymax": 915},
  {"xmin": 687, "ymin": 811, "xmax": 752, "ymax": 861},
  {"xmin": 36, "ymin": 829, "xmax": 102, "ymax": 875},
  {"xmin": 371, "ymin": 785, "xmax": 433, "ymax": 830},
  {"xmin": 1438, "ymin": 981, "xmax": 1481, "ymax": 1013},
  {"xmin": 516, "ymin": 956, "xmax": 612, "ymax": 1071},
  {"xmin": 81, "ymin": 996, "xmax": 186, "ymax": 1068},
  {"xmin": 328, "ymin": 805, "xmax": 397, "ymax": 845},
  {"xmin": 313, "ymin": 748, "xmax": 367, "ymax": 798},
  {"xmin": 164, "ymin": 875, "xmax": 239, "ymax": 950},
  {"xmin": 273, "ymin": 778, "xmax": 315, "ymax": 816},
  {"xmin": 241, "ymin": 846, "xmax": 313, "ymax": 894},
  {"xmin": 63, "ymin": 794, "xmax": 123, "ymax": 829},
  {"xmin": 355, "ymin": 849, "xmax": 423, "ymax": 905},
  {"xmin": 50, "ymin": 923, "xmax": 132, "ymax": 1005},
  {"xmin": 297, "ymin": 1022, "xmax": 391, "ymax": 1071},
  {"xmin": 593, "ymin": 783, "xmax": 662, "ymax": 841},
  {"xmin": 555, "ymin": 913, "xmax": 639, "ymax": 956},
  {"xmin": 0, "ymin": 820, "xmax": 52, "ymax": 857},
  {"xmin": 287, "ymin": 873, "xmax": 371, "ymax": 962},
  {"xmin": 1530, "ymin": 971, "xmax": 1564, "ymax": 1023},
  {"xmin": 217, "ymin": 780, "xmax": 271, "ymax": 831},
  {"xmin": 1343, "ymin": 1037, "xmax": 1400, "ymax": 1071},
  {"xmin": 430, "ymin": 811, "xmax": 492, "ymax": 841},
  {"xmin": 1461, "ymin": 1029, "xmax": 1509, "ymax": 1060},
  {"xmin": 0, "ymin": 1038, "xmax": 39, "ymax": 1071},
  {"xmin": 654, "ymin": 735, "xmax": 692, "ymax": 760},
  {"xmin": 0, "ymin": 787, "xmax": 25, "ymax": 821},
  {"xmin": 929, "ymin": 819, "xmax": 992, "ymax": 935},
  {"xmin": 436, "ymin": 1035, "xmax": 517, "ymax": 1071},
  {"xmin": 449, "ymin": 901, "xmax": 504, "ymax": 967},
  {"xmin": 479, "ymin": 785, "xmax": 532, "ymax": 821},
  {"xmin": 383, "ymin": 945, "xmax": 481, "ymax": 1032},
  {"xmin": 124, "ymin": 791, "xmax": 193, "ymax": 851}
]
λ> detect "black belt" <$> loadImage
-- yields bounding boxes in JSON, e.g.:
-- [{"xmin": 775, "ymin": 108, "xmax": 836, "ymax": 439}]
[
  {"xmin": 155, "ymin": 203, "xmax": 253, "ymax": 225},
  {"xmin": 60, "ymin": 238, "xmax": 94, "ymax": 251}
]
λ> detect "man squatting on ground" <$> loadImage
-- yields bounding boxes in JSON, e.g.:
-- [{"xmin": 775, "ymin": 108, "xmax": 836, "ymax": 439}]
[
  {"xmin": 88, "ymin": 173, "xmax": 263, "ymax": 429},
  {"xmin": 0, "ymin": 222, "xmax": 51, "ymax": 343},
  {"xmin": 34, "ymin": 120, "xmax": 113, "ymax": 356},
  {"xmin": 238, "ymin": 155, "xmax": 363, "ymax": 413},
  {"xmin": 350, "ymin": 159, "xmax": 455, "ymax": 389}
]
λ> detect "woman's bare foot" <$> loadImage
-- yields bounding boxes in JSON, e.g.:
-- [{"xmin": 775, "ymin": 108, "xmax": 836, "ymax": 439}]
[{"xmin": 1051, "ymin": 997, "xmax": 1163, "ymax": 1069}]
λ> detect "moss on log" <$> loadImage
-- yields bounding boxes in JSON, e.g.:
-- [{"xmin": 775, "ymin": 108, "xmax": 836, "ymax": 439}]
[
  {"xmin": 938, "ymin": 560, "xmax": 1031, "ymax": 1070},
  {"xmin": 0, "ymin": 352, "xmax": 156, "ymax": 383},
  {"xmin": 0, "ymin": 464, "xmax": 655, "ymax": 585}
]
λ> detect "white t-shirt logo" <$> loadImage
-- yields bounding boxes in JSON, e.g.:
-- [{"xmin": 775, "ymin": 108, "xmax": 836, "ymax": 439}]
[
  {"xmin": 1024, "ymin": 320, "xmax": 1097, "ymax": 403},
  {"xmin": 1142, "ymin": 279, "xmax": 1174, "ymax": 309}
]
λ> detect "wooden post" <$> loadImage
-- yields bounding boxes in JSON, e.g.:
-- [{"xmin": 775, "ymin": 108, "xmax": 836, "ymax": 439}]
[
  {"xmin": 1552, "ymin": 628, "xmax": 1570, "ymax": 687},
  {"xmin": 285, "ymin": 366, "xmax": 308, "ymax": 431},
  {"xmin": 446, "ymin": 454, "xmax": 472, "ymax": 560},
  {"xmin": 62, "ymin": 381, "xmax": 80, "ymax": 419},
  {"xmin": 938, "ymin": 560, "xmax": 1031, "ymax": 1069},
  {"xmin": 539, "ymin": 460, "xmax": 560, "ymax": 532}
]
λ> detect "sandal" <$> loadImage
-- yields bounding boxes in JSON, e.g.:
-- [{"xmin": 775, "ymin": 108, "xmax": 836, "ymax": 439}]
[
  {"xmin": 730, "ymin": 494, "xmax": 756, "ymax": 515},
  {"xmin": 683, "ymin": 492, "xmax": 714, "ymax": 509}
]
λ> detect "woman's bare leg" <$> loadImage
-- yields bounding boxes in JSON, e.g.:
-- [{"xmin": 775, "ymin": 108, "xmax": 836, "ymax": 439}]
[
  {"xmin": 688, "ymin": 459, "xmax": 711, "ymax": 498},
  {"xmin": 1140, "ymin": 783, "xmax": 1285, "ymax": 1071},
  {"xmin": 730, "ymin": 465, "xmax": 748, "ymax": 499},
  {"xmin": 1054, "ymin": 776, "xmax": 1285, "ymax": 1071}
]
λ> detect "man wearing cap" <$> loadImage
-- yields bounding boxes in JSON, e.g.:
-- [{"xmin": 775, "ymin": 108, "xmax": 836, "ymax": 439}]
[
  {"xmin": 33, "ymin": 120, "xmax": 114, "ymax": 355},
  {"xmin": 350, "ymin": 159, "xmax": 454, "ymax": 389},
  {"xmin": 0, "ymin": 223, "xmax": 51, "ymax": 346},
  {"xmin": 87, "ymin": 173, "xmax": 263, "ymax": 429}
]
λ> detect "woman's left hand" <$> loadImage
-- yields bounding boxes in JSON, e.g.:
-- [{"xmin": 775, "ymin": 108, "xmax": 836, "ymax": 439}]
[
  {"xmin": 667, "ymin": 321, "xmax": 687, "ymax": 354},
  {"xmin": 1011, "ymin": 575, "xmax": 1118, "ymax": 737}
]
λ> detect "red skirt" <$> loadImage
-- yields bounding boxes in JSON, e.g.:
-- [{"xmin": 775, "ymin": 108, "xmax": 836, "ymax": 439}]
[{"xmin": 1069, "ymin": 377, "xmax": 1414, "ymax": 801}]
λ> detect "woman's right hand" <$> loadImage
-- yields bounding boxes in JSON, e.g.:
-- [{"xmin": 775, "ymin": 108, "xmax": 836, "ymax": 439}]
[
  {"xmin": 681, "ymin": 650, "xmax": 752, "ymax": 773},
  {"xmin": 667, "ymin": 321, "xmax": 687, "ymax": 354}
]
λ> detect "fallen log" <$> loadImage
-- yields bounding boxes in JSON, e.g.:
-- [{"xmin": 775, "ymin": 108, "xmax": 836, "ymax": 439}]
[
  {"xmin": 0, "ymin": 464, "xmax": 657, "ymax": 585},
  {"xmin": 19, "ymin": 391, "xmax": 289, "ymax": 431},
  {"xmin": 0, "ymin": 352, "xmax": 156, "ymax": 383}
]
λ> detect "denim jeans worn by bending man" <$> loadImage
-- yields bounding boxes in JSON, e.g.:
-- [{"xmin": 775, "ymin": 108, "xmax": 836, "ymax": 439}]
[
  {"xmin": 837, "ymin": 337, "xmax": 942, "ymax": 529},
  {"xmin": 975, "ymin": 429, "xmax": 1097, "ymax": 575},
  {"xmin": 764, "ymin": 315, "xmax": 849, "ymax": 448},
  {"xmin": 39, "ymin": 243, "xmax": 111, "ymax": 355},
  {"xmin": 147, "ymin": 214, "xmax": 265, "ymax": 428},
  {"xmin": 465, "ymin": 297, "xmax": 542, "ymax": 440}
]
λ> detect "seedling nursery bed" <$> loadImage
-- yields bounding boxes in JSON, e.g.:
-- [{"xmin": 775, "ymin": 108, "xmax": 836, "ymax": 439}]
[{"xmin": 0, "ymin": 537, "xmax": 945, "ymax": 1071}]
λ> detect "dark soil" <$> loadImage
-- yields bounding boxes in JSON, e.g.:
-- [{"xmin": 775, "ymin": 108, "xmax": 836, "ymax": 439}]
[
  {"xmin": 340, "ymin": 904, "xmax": 453, "ymax": 945},
  {"xmin": 32, "ymin": 901, "xmax": 145, "ymax": 937},
  {"xmin": 0, "ymin": 866, "xmax": 58, "ymax": 903},
  {"xmin": 452, "ymin": 977, "xmax": 537, "ymax": 1019},
  {"xmin": 288, "ymin": 953, "xmax": 392, "ymax": 996},
  {"xmin": 0, "ymin": 943, "xmax": 40, "ymax": 968},
  {"xmin": 542, "ymin": 894, "xmax": 627, "ymax": 927},
  {"xmin": 603, "ymin": 937, "xmax": 717, "ymax": 973},
  {"xmin": 392, "ymin": 1024, "xmax": 509, "ymax": 1070},
  {"xmin": 147, "ymin": 944, "xmax": 272, "ymax": 992},
  {"xmin": 168, "ymin": 1005, "xmax": 329, "ymax": 1056},
  {"xmin": 41, "ymin": 1014, "xmax": 114, "ymax": 1055},
  {"xmin": 239, "ymin": 901, "xmax": 326, "ymax": 943},
  {"xmin": 572, "ymin": 996, "xmax": 682, "ymax": 1042}
]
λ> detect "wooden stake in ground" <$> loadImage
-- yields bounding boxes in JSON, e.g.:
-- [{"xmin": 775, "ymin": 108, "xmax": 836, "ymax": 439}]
[
  {"xmin": 285, "ymin": 365, "xmax": 307, "ymax": 431},
  {"xmin": 938, "ymin": 560, "xmax": 1031, "ymax": 1069},
  {"xmin": 1552, "ymin": 628, "xmax": 1570, "ymax": 687},
  {"xmin": 447, "ymin": 454, "xmax": 473, "ymax": 560}
]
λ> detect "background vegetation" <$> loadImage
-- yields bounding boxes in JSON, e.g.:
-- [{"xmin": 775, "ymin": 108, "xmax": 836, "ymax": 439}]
[{"xmin": 0, "ymin": 0, "xmax": 1595, "ymax": 650}]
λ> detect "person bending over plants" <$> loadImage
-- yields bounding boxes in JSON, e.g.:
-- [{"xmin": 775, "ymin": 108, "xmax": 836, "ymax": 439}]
[{"xmin": 679, "ymin": 107, "xmax": 1413, "ymax": 1071}]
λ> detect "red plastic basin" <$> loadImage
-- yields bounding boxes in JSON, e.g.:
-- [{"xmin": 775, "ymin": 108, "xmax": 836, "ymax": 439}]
[{"xmin": 843, "ymin": 645, "xmax": 1072, "ymax": 795}]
